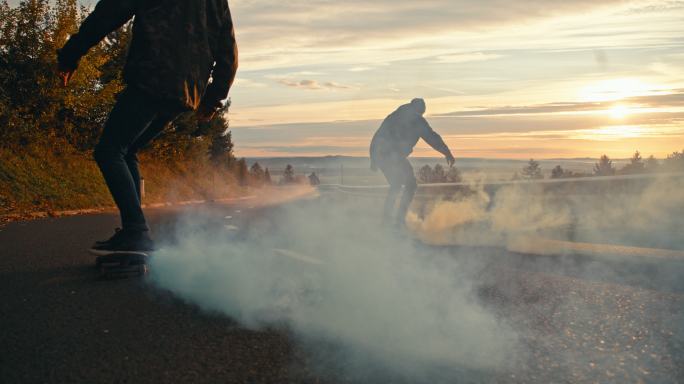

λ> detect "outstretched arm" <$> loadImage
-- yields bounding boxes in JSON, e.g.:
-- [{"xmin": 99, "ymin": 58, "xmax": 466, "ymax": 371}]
[
  {"xmin": 198, "ymin": 3, "xmax": 238, "ymax": 120},
  {"xmin": 419, "ymin": 118, "xmax": 455, "ymax": 166},
  {"xmin": 57, "ymin": 0, "xmax": 137, "ymax": 78},
  {"xmin": 369, "ymin": 136, "xmax": 377, "ymax": 170}
]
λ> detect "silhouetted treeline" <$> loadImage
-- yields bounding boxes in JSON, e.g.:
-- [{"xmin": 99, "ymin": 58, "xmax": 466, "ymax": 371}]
[
  {"xmin": 246, "ymin": 161, "xmax": 273, "ymax": 186},
  {"xmin": 0, "ymin": 0, "xmax": 235, "ymax": 168},
  {"xmin": 417, "ymin": 164, "xmax": 462, "ymax": 184},
  {"xmin": 513, "ymin": 150, "xmax": 684, "ymax": 180}
]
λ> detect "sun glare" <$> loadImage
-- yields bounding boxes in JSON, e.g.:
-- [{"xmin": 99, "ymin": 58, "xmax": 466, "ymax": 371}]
[
  {"xmin": 580, "ymin": 78, "xmax": 654, "ymax": 102},
  {"xmin": 577, "ymin": 125, "xmax": 646, "ymax": 140},
  {"xmin": 609, "ymin": 105, "xmax": 630, "ymax": 119}
]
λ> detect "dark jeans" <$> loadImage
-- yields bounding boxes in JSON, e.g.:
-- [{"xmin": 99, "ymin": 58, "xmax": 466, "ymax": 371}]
[
  {"xmin": 377, "ymin": 154, "xmax": 417, "ymax": 225},
  {"xmin": 94, "ymin": 86, "xmax": 183, "ymax": 232}
]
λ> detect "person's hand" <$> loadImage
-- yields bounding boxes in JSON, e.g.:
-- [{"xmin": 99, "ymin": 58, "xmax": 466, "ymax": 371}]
[
  {"xmin": 196, "ymin": 103, "xmax": 218, "ymax": 123},
  {"xmin": 58, "ymin": 70, "xmax": 75, "ymax": 87},
  {"xmin": 446, "ymin": 153, "xmax": 455, "ymax": 167},
  {"xmin": 56, "ymin": 49, "xmax": 78, "ymax": 87}
]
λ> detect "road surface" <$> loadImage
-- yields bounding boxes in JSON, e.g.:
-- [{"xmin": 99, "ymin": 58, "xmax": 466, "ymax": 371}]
[
  {"xmin": 1, "ymin": 198, "xmax": 683, "ymax": 383},
  {"xmin": 0, "ymin": 203, "xmax": 326, "ymax": 383}
]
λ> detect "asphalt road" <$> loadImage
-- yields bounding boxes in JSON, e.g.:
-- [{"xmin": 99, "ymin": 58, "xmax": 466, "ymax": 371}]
[
  {"xmin": 0, "ymin": 204, "xmax": 326, "ymax": 384},
  {"xmin": 1, "ymin": 198, "xmax": 683, "ymax": 383}
]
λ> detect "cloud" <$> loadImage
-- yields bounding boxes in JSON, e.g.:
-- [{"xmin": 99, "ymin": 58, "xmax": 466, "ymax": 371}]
[
  {"xmin": 234, "ymin": 0, "xmax": 635, "ymax": 45},
  {"xmin": 277, "ymin": 79, "xmax": 352, "ymax": 91},
  {"xmin": 621, "ymin": 0, "xmax": 684, "ymax": 15},
  {"xmin": 435, "ymin": 91, "xmax": 684, "ymax": 117},
  {"xmin": 231, "ymin": 0, "xmax": 659, "ymax": 70},
  {"xmin": 433, "ymin": 52, "xmax": 503, "ymax": 64},
  {"xmin": 233, "ymin": 78, "xmax": 269, "ymax": 88}
]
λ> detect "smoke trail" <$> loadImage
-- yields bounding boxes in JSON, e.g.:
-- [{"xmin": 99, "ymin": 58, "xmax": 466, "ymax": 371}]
[
  {"xmin": 409, "ymin": 173, "xmax": 684, "ymax": 253},
  {"xmin": 149, "ymin": 195, "xmax": 518, "ymax": 381}
]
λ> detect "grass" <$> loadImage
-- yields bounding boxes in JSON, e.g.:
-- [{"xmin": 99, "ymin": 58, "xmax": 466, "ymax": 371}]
[{"xmin": 0, "ymin": 143, "xmax": 243, "ymax": 218}]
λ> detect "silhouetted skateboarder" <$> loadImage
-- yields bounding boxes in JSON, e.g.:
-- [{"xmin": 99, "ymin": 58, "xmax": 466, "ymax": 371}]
[
  {"xmin": 57, "ymin": 0, "xmax": 238, "ymax": 253},
  {"xmin": 370, "ymin": 99, "xmax": 455, "ymax": 228}
]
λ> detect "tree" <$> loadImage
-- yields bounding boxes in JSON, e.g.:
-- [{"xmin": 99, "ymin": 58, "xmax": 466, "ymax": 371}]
[
  {"xmin": 308, "ymin": 172, "xmax": 320, "ymax": 186},
  {"xmin": 235, "ymin": 158, "xmax": 248, "ymax": 186},
  {"xmin": 208, "ymin": 130, "xmax": 235, "ymax": 167},
  {"xmin": 431, "ymin": 164, "xmax": 447, "ymax": 183},
  {"xmin": 645, "ymin": 155, "xmax": 659, "ymax": 172},
  {"xmin": 620, "ymin": 151, "xmax": 645, "ymax": 174},
  {"xmin": 550, "ymin": 165, "xmax": 577, "ymax": 179},
  {"xmin": 594, "ymin": 155, "xmax": 615, "ymax": 176},
  {"xmin": 264, "ymin": 168, "xmax": 272, "ymax": 184},
  {"xmin": 0, "ymin": 0, "xmax": 238, "ymax": 166},
  {"xmin": 521, "ymin": 159, "xmax": 543, "ymax": 180},
  {"xmin": 664, "ymin": 150, "xmax": 684, "ymax": 171},
  {"xmin": 446, "ymin": 167, "xmax": 462, "ymax": 183},
  {"xmin": 249, "ymin": 162, "xmax": 264, "ymax": 184},
  {"xmin": 0, "ymin": 0, "xmax": 127, "ymax": 149},
  {"xmin": 282, "ymin": 164, "xmax": 295, "ymax": 184},
  {"xmin": 551, "ymin": 165, "xmax": 565, "ymax": 179},
  {"xmin": 418, "ymin": 164, "xmax": 432, "ymax": 183}
]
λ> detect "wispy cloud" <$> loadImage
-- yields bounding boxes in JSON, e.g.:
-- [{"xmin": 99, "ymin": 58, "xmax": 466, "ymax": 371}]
[
  {"xmin": 231, "ymin": 0, "xmax": 674, "ymax": 71},
  {"xmin": 435, "ymin": 91, "xmax": 684, "ymax": 117},
  {"xmin": 433, "ymin": 52, "xmax": 503, "ymax": 64},
  {"xmin": 233, "ymin": 78, "xmax": 269, "ymax": 88},
  {"xmin": 277, "ymin": 79, "xmax": 352, "ymax": 90}
]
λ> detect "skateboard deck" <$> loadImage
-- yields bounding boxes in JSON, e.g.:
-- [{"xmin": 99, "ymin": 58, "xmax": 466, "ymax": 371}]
[{"xmin": 91, "ymin": 251, "xmax": 150, "ymax": 278}]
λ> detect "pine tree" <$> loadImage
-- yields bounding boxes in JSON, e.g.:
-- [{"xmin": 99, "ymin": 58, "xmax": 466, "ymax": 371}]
[
  {"xmin": 236, "ymin": 158, "xmax": 248, "ymax": 186},
  {"xmin": 264, "ymin": 168, "xmax": 272, "ymax": 184},
  {"xmin": 664, "ymin": 150, "xmax": 684, "ymax": 171},
  {"xmin": 249, "ymin": 162, "xmax": 264, "ymax": 184},
  {"xmin": 208, "ymin": 128, "xmax": 235, "ymax": 168},
  {"xmin": 551, "ymin": 165, "xmax": 564, "ymax": 179},
  {"xmin": 308, "ymin": 172, "xmax": 320, "ymax": 186},
  {"xmin": 594, "ymin": 155, "xmax": 615, "ymax": 176},
  {"xmin": 283, "ymin": 164, "xmax": 295, "ymax": 184},
  {"xmin": 621, "ymin": 151, "xmax": 645, "ymax": 174},
  {"xmin": 521, "ymin": 159, "xmax": 543, "ymax": 179},
  {"xmin": 645, "ymin": 155, "xmax": 659, "ymax": 172}
]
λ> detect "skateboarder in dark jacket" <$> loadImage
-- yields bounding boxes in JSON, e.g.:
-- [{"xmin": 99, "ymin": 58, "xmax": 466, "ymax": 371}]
[
  {"xmin": 370, "ymin": 99, "xmax": 455, "ymax": 227},
  {"xmin": 57, "ymin": 0, "xmax": 238, "ymax": 253}
]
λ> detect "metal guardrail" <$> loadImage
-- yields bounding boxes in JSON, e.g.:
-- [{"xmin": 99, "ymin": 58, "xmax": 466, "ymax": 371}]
[{"xmin": 319, "ymin": 171, "xmax": 684, "ymax": 197}]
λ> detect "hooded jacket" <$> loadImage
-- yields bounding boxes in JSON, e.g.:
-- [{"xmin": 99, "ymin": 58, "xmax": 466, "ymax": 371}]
[
  {"xmin": 370, "ymin": 103, "xmax": 452, "ymax": 168},
  {"xmin": 58, "ymin": 0, "xmax": 238, "ymax": 111}
]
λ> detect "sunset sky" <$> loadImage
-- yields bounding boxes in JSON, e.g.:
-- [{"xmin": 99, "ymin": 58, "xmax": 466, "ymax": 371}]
[
  {"xmin": 41, "ymin": 0, "xmax": 684, "ymax": 158},
  {"xmin": 225, "ymin": 0, "xmax": 684, "ymax": 159}
]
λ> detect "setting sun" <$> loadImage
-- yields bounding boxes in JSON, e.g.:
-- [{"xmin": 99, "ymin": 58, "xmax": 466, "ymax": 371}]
[{"xmin": 609, "ymin": 105, "xmax": 631, "ymax": 119}]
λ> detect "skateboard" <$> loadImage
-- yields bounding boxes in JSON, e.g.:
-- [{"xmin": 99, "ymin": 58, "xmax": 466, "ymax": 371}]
[{"xmin": 91, "ymin": 251, "xmax": 150, "ymax": 279}]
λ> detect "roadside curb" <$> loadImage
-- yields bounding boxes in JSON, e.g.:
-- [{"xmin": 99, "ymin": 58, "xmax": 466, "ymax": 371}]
[{"xmin": 0, "ymin": 196, "xmax": 256, "ymax": 223}]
